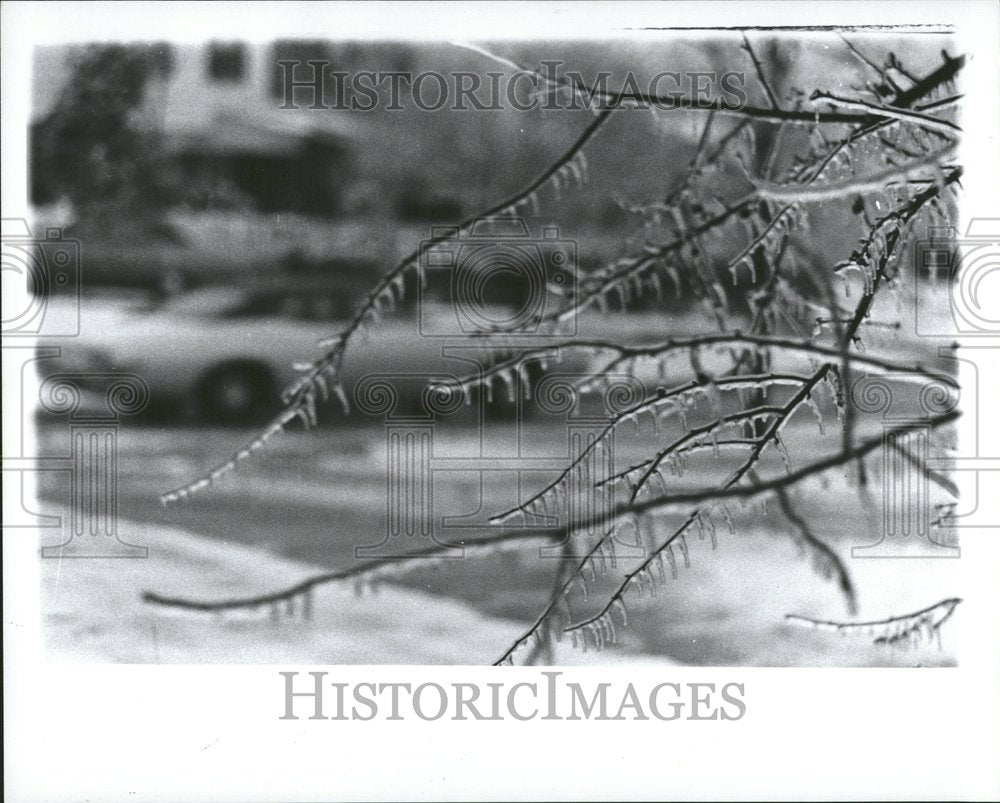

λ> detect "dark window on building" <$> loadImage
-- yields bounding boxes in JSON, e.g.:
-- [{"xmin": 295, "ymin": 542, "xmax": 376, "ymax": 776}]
[
  {"xmin": 208, "ymin": 42, "xmax": 246, "ymax": 83},
  {"xmin": 270, "ymin": 40, "xmax": 331, "ymax": 98}
]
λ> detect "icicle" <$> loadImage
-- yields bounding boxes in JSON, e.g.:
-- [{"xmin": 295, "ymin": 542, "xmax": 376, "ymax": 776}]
[
  {"xmin": 517, "ymin": 363, "xmax": 532, "ymax": 401},
  {"xmin": 305, "ymin": 393, "xmax": 319, "ymax": 428},
  {"xmin": 678, "ymin": 533, "xmax": 690, "ymax": 568},
  {"xmin": 294, "ymin": 408, "xmax": 310, "ymax": 430},
  {"xmin": 392, "ymin": 273, "xmax": 406, "ymax": 302},
  {"xmin": 720, "ymin": 504, "xmax": 735, "ymax": 536},
  {"xmin": 565, "ymin": 158, "xmax": 582, "ymax": 188},
  {"xmin": 333, "ymin": 383, "xmax": 350, "ymax": 414},
  {"xmin": 646, "ymin": 567, "xmax": 658, "ymax": 598},
  {"xmin": 803, "ymin": 392, "xmax": 825, "ymax": 434},
  {"xmin": 773, "ymin": 435, "xmax": 792, "ymax": 473},
  {"xmin": 313, "ymin": 373, "xmax": 330, "ymax": 403},
  {"xmin": 665, "ymin": 543, "xmax": 678, "ymax": 579},
  {"xmin": 551, "ymin": 171, "xmax": 564, "ymax": 200},
  {"xmin": 576, "ymin": 150, "xmax": 589, "ymax": 183},
  {"xmin": 647, "ymin": 270, "xmax": 664, "ymax": 302},
  {"xmin": 655, "ymin": 551, "xmax": 667, "ymax": 584}
]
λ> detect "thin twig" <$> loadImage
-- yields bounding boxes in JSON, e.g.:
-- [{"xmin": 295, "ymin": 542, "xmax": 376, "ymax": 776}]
[
  {"xmin": 144, "ymin": 410, "xmax": 959, "ymax": 620},
  {"xmin": 491, "ymin": 373, "xmax": 808, "ymax": 523},
  {"xmin": 786, "ymin": 597, "xmax": 961, "ymax": 647},
  {"xmin": 143, "ymin": 529, "xmax": 562, "ymax": 614},
  {"xmin": 772, "ymin": 485, "xmax": 857, "ymax": 614},
  {"xmin": 562, "ymin": 410, "xmax": 957, "ymax": 637},
  {"xmin": 810, "ymin": 90, "xmax": 961, "ymax": 135},
  {"xmin": 742, "ymin": 33, "xmax": 781, "ymax": 110},
  {"xmin": 889, "ymin": 439, "xmax": 960, "ymax": 498},
  {"xmin": 458, "ymin": 332, "xmax": 945, "ymax": 393},
  {"xmin": 160, "ymin": 106, "xmax": 618, "ymax": 505}
]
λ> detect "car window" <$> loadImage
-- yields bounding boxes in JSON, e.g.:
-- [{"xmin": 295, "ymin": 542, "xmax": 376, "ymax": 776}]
[
  {"xmin": 214, "ymin": 292, "xmax": 285, "ymax": 319},
  {"xmin": 214, "ymin": 291, "xmax": 339, "ymax": 321},
  {"xmin": 165, "ymin": 288, "xmax": 354, "ymax": 321},
  {"xmin": 156, "ymin": 288, "xmax": 250, "ymax": 318}
]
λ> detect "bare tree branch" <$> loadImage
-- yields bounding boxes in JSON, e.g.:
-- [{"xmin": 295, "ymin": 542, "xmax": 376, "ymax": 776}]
[
  {"xmin": 786, "ymin": 597, "xmax": 961, "ymax": 647},
  {"xmin": 810, "ymin": 90, "xmax": 961, "ymax": 135},
  {"xmin": 773, "ymin": 485, "xmax": 857, "ymax": 615},
  {"xmin": 741, "ymin": 33, "xmax": 781, "ymax": 110}
]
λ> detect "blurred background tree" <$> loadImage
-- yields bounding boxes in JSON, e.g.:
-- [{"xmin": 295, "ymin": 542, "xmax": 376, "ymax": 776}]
[{"xmin": 31, "ymin": 43, "xmax": 175, "ymax": 223}]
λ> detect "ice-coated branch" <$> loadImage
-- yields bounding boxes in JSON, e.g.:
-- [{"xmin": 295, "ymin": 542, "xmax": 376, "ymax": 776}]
[
  {"xmin": 786, "ymin": 597, "xmax": 962, "ymax": 648},
  {"xmin": 755, "ymin": 149, "xmax": 957, "ymax": 204},
  {"xmin": 178, "ymin": 49, "xmax": 965, "ymax": 502},
  {"xmin": 490, "ymin": 372, "xmax": 809, "ymax": 524},
  {"xmin": 492, "ymin": 524, "xmax": 624, "ymax": 666},
  {"xmin": 741, "ymin": 33, "xmax": 781, "ymax": 111},
  {"xmin": 772, "ymin": 485, "xmax": 856, "ymax": 615},
  {"xmin": 607, "ymin": 404, "xmax": 786, "ymax": 503},
  {"xmin": 622, "ymin": 409, "xmax": 957, "ymax": 510},
  {"xmin": 720, "ymin": 367, "xmax": 830, "ymax": 487},
  {"xmin": 836, "ymin": 33, "xmax": 898, "ymax": 89},
  {"xmin": 809, "ymin": 90, "xmax": 961, "ymax": 135},
  {"xmin": 561, "ymin": 366, "xmax": 829, "ymax": 641},
  {"xmin": 839, "ymin": 165, "xmax": 963, "ymax": 346},
  {"xmin": 888, "ymin": 439, "xmax": 959, "ymax": 499},
  {"xmin": 160, "ymin": 105, "xmax": 615, "ymax": 505},
  {"xmin": 560, "ymin": 409, "xmax": 958, "ymax": 643},
  {"xmin": 563, "ymin": 511, "xmax": 700, "ymax": 647},
  {"xmin": 147, "ymin": 407, "xmax": 959, "ymax": 641},
  {"xmin": 142, "ymin": 529, "xmax": 563, "ymax": 616},
  {"xmin": 526, "ymin": 65, "xmax": 962, "ymax": 332},
  {"xmin": 452, "ymin": 40, "xmax": 963, "ymax": 127},
  {"xmin": 453, "ymin": 332, "xmax": 945, "ymax": 400},
  {"xmin": 150, "ymin": 40, "xmax": 966, "ymax": 668}
]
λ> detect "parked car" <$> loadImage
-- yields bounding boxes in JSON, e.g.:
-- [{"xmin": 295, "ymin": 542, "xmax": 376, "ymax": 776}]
[{"xmin": 35, "ymin": 283, "xmax": 586, "ymax": 424}]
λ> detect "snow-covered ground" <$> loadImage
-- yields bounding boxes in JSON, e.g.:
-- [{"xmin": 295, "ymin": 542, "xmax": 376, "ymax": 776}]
[
  {"xmin": 37, "ymin": 495, "xmax": 960, "ymax": 667},
  {"xmin": 39, "ymin": 516, "xmax": 677, "ymax": 665}
]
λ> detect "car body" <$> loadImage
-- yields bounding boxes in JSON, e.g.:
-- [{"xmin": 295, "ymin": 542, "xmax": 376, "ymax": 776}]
[{"xmin": 35, "ymin": 283, "xmax": 591, "ymax": 423}]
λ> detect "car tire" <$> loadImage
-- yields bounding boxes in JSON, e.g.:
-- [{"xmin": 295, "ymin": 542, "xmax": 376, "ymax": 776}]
[{"xmin": 197, "ymin": 363, "xmax": 277, "ymax": 424}]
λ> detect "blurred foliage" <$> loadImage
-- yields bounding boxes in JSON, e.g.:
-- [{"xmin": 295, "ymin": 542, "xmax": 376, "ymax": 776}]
[{"xmin": 32, "ymin": 43, "xmax": 174, "ymax": 217}]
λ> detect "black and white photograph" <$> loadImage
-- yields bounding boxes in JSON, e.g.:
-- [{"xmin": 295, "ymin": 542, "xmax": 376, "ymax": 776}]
[{"xmin": 4, "ymin": 1, "xmax": 999, "ymax": 800}]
